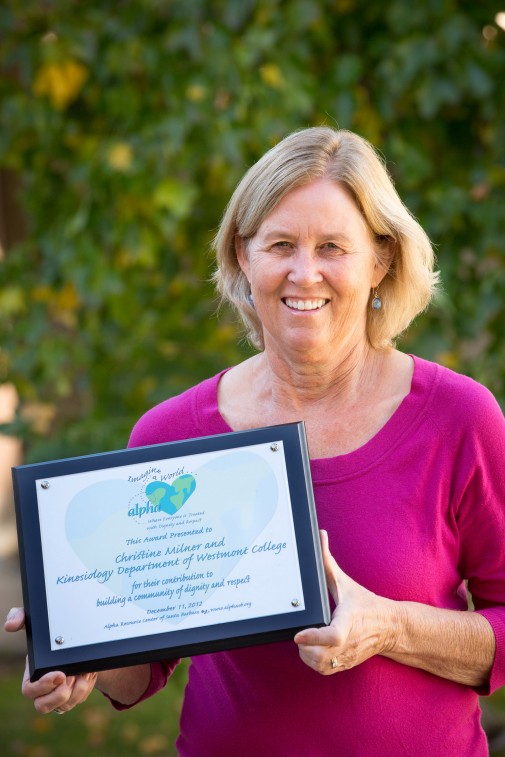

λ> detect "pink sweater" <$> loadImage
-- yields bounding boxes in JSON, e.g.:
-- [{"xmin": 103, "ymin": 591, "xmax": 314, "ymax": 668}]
[{"xmin": 125, "ymin": 356, "xmax": 505, "ymax": 756}]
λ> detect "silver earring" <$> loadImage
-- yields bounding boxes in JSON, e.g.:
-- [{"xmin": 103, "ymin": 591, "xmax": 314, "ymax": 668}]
[
  {"xmin": 248, "ymin": 292, "xmax": 255, "ymax": 308},
  {"xmin": 371, "ymin": 288, "xmax": 382, "ymax": 310}
]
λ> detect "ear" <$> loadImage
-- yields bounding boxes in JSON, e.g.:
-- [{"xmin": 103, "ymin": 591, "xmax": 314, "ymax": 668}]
[
  {"xmin": 372, "ymin": 236, "xmax": 395, "ymax": 288},
  {"xmin": 235, "ymin": 235, "xmax": 251, "ymax": 279}
]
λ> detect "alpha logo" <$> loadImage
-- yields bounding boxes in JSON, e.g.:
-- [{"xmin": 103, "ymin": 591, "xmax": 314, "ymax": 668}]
[{"xmin": 128, "ymin": 474, "xmax": 196, "ymax": 518}]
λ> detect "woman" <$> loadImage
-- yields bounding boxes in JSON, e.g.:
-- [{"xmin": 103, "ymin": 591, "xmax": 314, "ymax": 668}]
[{"xmin": 6, "ymin": 127, "xmax": 505, "ymax": 756}]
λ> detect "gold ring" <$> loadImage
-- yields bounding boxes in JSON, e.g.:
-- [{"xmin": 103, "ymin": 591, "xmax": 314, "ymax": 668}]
[{"xmin": 330, "ymin": 657, "xmax": 338, "ymax": 669}]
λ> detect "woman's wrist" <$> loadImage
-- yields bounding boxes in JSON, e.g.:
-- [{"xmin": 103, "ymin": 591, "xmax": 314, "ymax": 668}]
[
  {"xmin": 96, "ymin": 664, "xmax": 152, "ymax": 705},
  {"xmin": 374, "ymin": 595, "xmax": 403, "ymax": 657}
]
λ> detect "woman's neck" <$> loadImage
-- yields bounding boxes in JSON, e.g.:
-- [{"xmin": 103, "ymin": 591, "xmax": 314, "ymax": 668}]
[
  {"xmin": 218, "ymin": 342, "xmax": 413, "ymax": 457},
  {"xmin": 253, "ymin": 341, "xmax": 387, "ymax": 411}
]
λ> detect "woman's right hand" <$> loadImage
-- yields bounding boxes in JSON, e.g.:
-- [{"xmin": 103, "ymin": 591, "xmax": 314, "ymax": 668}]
[{"xmin": 4, "ymin": 607, "xmax": 97, "ymax": 714}]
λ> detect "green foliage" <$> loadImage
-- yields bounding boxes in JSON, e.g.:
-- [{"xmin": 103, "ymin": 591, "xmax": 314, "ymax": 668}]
[
  {"xmin": 1, "ymin": 0, "xmax": 504, "ymax": 460},
  {"xmin": 0, "ymin": 658, "xmax": 188, "ymax": 755}
]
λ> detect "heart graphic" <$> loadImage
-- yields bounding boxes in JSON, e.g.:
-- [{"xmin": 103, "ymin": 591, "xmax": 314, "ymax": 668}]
[
  {"xmin": 145, "ymin": 475, "xmax": 196, "ymax": 514},
  {"xmin": 61, "ymin": 450, "xmax": 279, "ymax": 637}
]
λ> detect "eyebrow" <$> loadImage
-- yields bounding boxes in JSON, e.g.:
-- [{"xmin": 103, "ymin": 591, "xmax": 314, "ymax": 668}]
[{"xmin": 260, "ymin": 230, "xmax": 354, "ymax": 243}]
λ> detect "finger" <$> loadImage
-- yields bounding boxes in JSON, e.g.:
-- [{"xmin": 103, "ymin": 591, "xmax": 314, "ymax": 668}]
[
  {"xmin": 22, "ymin": 660, "xmax": 67, "ymax": 693},
  {"xmin": 297, "ymin": 645, "xmax": 340, "ymax": 676},
  {"xmin": 42, "ymin": 673, "xmax": 97, "ymax": 715},
  {"xmin": 62, "ymin": 672, "xmax": 98, "ymax": 709},
  {"xmin": 294, "ymin": 624, "xmax": 340, "ymax": 647},
  {"xmin": 30, "ymin": 676, "xmax": 76, "ymax": 715},
  {"xmin": 320, "ymin": 530, "xmax": 355, "ymax": 599},
  {"xmin": 319, "ymin": 528, "xmax": 329, "ymax": 553},
  {"xmin": 4, "ymin": 607, "xmax": 25, "ymax": 632},
  {"xmin": 21, "ymin": 661, "xmax": 66, "ymax": 700},
  {"xmin": 319, "ymin": 530, "xmax": 340, "ymax": 599}
]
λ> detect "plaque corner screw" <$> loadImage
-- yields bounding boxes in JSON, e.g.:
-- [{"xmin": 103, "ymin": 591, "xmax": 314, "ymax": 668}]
[
  {"xmin": 270, "ymin": 443, "xmax": 279, "ymax": 452},
  {"xmin": 55, "ymin": 636, "xmax": 64, "ymax": 645},
  {"xmin": 41, "ymin": 481, "xmax": 50, "ymax": 490},
  {"xmin": 291, "ymin": 599, "xmax": 300, "ymax": 607}
]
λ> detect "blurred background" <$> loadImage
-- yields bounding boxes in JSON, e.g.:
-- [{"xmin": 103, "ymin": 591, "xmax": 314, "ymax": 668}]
[{"xmin": 1, "ymin": 1, "xmax": 504, "ymax": 754}]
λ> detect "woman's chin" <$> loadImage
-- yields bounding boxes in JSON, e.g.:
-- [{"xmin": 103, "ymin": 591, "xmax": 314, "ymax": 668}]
[{"xmin": 265, "ymin": 330, "xmax": 334, "ymax": 360}]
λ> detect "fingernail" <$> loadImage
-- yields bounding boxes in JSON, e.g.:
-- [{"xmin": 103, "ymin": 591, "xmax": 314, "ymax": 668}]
[{"xmin": 6, "ymin": 609, "xmax": 17, "ymax": 621}]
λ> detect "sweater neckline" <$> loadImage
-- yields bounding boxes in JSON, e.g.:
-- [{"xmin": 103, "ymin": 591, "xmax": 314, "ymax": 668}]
[{"xmin": 196, "ymin": 355, "xmax": 439, "ymax": 481}]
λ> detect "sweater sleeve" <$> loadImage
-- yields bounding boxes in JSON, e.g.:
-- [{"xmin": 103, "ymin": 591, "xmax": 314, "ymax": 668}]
[{"xmin": 452, "ymin": 384, "xmax": 505, "ymax": 695}]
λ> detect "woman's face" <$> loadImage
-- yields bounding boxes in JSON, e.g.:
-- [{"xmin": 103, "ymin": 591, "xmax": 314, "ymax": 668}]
[{"xmin": 237, "ymin": 178, "xmax": 383, "ymax": 360}]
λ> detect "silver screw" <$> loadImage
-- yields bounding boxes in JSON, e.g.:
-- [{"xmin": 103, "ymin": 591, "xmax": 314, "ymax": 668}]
[
  {"xmin": 291, "ymin": 599, "xmax": 300, "ymax": 607},
  {"xmin": 270, "ymin": 443, "xmax": 279, "ymax": 452},
  {"xmin": 55, "ymin": 636, "xmax": 64, "ymax": 645},
  {"xmin": 41, "ymin": 481, "xmax": 50, "ymax": 489}
]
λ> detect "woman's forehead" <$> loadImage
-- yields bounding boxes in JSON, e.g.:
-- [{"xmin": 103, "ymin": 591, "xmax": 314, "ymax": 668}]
[{"xmin": 255, "ymin": 179, "xmax": 369, "ymax": 239}]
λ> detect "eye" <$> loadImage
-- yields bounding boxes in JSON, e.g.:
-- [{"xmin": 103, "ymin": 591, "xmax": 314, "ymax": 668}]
[
  {"xmin": 320, "ymin": 242, "xmax": 343, "ymax": 253},
  {"xmin": 271, "ymin": 240, "xmax": 293, "ymax": 250}
]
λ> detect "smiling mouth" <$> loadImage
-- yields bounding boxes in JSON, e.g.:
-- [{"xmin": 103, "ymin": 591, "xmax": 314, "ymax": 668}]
[{"xmin": 283, "ymin": 298, "xmax": 329, "ymax": 311}]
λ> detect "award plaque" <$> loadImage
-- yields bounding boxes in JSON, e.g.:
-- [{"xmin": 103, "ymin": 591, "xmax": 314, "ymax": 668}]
[{"xmin": 12, "ymin": 422, "xmax": 330, "ymax": 681}]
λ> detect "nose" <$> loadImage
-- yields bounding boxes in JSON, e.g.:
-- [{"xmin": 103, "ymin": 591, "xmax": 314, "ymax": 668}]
[{"xmin": 287, "ymin": 249, "xmax": 324, "ymax": 287}]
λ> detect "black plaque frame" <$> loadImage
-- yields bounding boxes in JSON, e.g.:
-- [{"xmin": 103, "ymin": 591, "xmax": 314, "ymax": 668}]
[{"xmin": 13, "ymin": 422, "xmax": 330, "ymax": 681}]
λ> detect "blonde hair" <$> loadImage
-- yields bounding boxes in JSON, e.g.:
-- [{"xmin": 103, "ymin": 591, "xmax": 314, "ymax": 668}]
[{"xmin": 212, "ymin": 126, "xmax": 439, "ymax": 350}]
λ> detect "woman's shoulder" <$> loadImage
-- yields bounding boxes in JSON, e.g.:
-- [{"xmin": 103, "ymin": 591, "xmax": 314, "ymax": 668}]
[
  {"xmin": 412, "ymin": 354, "xmax": 504, "ymax": 431},
  {"xmin": 127, "ymin": 370, "xmax": 228, "ymax": 448}
]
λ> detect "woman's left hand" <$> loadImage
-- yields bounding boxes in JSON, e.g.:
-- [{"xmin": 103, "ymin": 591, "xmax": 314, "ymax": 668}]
[{"xmin": 294, "ymin": 530, "xmax": 398, "ymax": 675}]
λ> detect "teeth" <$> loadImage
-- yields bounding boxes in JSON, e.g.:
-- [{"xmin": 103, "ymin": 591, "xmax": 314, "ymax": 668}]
[{"xmin": 284, "ymin": 298, "xmax": 327, "ymax": 311}]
